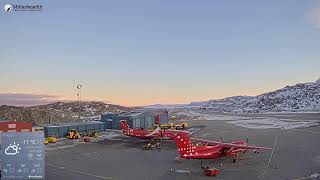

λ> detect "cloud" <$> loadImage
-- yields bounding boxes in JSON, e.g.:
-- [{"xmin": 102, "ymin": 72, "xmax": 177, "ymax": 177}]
[
  {"xmin": 306, "ymin": 3, "xmax": 320, "ymax": 29},
  {"xmin": 0, "ymin": 93, "xmax": 59, "ymax": 106}
]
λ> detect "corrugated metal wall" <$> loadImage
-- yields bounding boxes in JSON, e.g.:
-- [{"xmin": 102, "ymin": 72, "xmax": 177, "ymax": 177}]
[
  {"xmin": 160, "ymin": 113, "xmax": 169, "ymax": 124},
  {"xmin": 59, "ymin": 126, "xmax": 69, "ymax": 138},
  {"xmin": 105, "ymin": 119, "xmax": 112, "ymax": 129},
  {"xmin": 44, "ymin": 121, "xmax": 106, "ymax": 138},
  {"xmin": 101, "ymin": 111, "xmax": 158, "ymax": 130}
]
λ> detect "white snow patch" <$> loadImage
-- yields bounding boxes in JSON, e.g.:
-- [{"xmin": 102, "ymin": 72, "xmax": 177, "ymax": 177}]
[{"xmin": 227, "ymin": 118, "xmax": 319, "ymax": 129}]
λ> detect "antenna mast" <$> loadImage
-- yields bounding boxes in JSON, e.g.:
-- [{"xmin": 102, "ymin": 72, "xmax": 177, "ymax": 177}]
[{"xmin": 77, "ymin": 83, "xmax": 83, "ymax": 105}]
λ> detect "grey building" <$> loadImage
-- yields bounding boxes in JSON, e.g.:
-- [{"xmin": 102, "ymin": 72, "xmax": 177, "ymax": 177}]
[
  {"xmin": 43, "ymin": 121, "xmax": 105, "ymax": 138},
  {"xmin": 134, "ymin": 109, "xmax": 169, "ymax": 124},
  {"xmin": 101, "ymin": 109, "xmax": 169, "ymax": 129},
  {"xmin": 101, "ymin": 111, "xmax": 156, "ymax": 130}
]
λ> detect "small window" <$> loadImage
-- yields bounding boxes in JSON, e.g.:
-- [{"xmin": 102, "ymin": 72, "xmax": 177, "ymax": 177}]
[{"xmin": 8, "ymin": 124, "xmax": 16, "ymax": 128}]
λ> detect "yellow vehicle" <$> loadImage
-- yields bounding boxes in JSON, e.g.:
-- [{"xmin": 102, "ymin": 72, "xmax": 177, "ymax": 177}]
[
  {"xmin": 44, "ymin": 136, "xmax": 57, "ymax": 145},
  {"xmin": 67, "ymin": 129, "xmax": 81, "ymax": 139},
  {"xmin": 47, "ymin": 136, "xmax": 57, "ymax": 143},
  {"xmin": 152, "ymin": 122, "xmax": 189, "ymax": 130},
  {"xmin": 173, "ymin": 123, "xmax": 189, "ymax": 129},
  {"xmin": 157, "ymin": 123, "xmax": 174, "ymax": 129}
]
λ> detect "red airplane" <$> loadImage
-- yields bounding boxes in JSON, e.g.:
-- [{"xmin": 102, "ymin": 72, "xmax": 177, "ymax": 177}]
[
  {"xmin": 173, "ymin": 131, "xmax": 272, "ymax": 163},
  {"xmin": 119, "ymin": 120, "xmax": 176, "ymax": 140}
]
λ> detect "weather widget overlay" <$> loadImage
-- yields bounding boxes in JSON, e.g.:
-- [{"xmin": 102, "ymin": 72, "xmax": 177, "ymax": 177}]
[{"xmin": 1, "ymin": 132, "xmax": 45, "ymax": 179}]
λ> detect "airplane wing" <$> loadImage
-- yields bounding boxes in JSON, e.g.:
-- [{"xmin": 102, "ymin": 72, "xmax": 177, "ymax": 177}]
[
  {"xmin": 165, "ymin": 129, "xmax": 195, "ymax": 135},
  {"xmin": 191, "ymin": 138, "xmax": 222, "ymax": 145},
  {"xmin": 218, "ymin": 142, "xmax": 272, "ymax": 150},
  {"xmin": 192, "ymin": 138, "xmax": 272, "ymax": 150}
]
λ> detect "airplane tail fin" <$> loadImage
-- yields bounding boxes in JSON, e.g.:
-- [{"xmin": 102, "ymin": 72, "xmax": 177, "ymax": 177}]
[
  {"xmin": 173, "ymin": 132, "xmax": 195, "ymax": 156},
  {"xmin": 120, "ymin": 120, "xmax": 130, "ymax": 134}
]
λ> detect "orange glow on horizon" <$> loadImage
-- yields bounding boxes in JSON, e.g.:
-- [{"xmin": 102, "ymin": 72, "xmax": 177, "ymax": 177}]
[{"xmin": 0, "ymin": 80, "xmax": 306, "ymax": 107}]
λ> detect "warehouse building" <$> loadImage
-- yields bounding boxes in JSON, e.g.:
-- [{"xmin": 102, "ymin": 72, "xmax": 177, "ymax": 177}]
[
  {"xmin": 142, "ymin": 109, "xmax": 169, "ymax": 125},
  {"xmin": 43, "ymin": 121, "xmax": 105, "ymax": 138},
  {"xmin": 101, "ymin": 109, "xmax": 169, "ymax": 130},
  {"xmin": 101, "ymin": 111, "xmax": 155, "ymax": 130},
  {"xmin": 133, "ymin": 109, "xmax": 169, "ymax": 125}
]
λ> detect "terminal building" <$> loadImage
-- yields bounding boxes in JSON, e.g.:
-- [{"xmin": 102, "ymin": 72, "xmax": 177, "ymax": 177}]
[{"xmin": 101, "ymin": 109, "xmax": 169, "ymax": 130}]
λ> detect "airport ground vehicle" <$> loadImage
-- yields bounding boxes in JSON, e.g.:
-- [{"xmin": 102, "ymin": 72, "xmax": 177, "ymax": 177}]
[
  {"xmin": 158, "ymin": 123, "xmax": 174, "ymax": 129},
  {"xmin": 44, "ymin": 136, "xmax": 57, "ymax": 145},
  {"xmin": 173, "ymin": 123, "xmax": 189, "ymax": 129},
  {"xmin": 142, "ymin": 141, "xmax": 161, "ymax": 150},
  {"xmin": 203, "ymin": 167, "xmax": 221, "ymax": 177},
  {"xmin": 88, "ymin": 131, "xmax": 97, "ymax": 138},
  {"xmin": 152, "ymin": 122, "xmax": 189, "ymax": 130},
  {"xmin": 67, "ymin": 129, "xmax": 81, "ymax": 139}
]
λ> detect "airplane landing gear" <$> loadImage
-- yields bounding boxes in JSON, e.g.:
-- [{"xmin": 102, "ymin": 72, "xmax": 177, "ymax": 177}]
[
  {"xmin": 254, "ymin": 149, "xmax": 260, "ymax": 154},
  {"xmin": 233, "ymin": 153, "xmax": 240, "ymax": 163},
  {"xmin": 142, "ymin": 141, "xmax": 160, "ymax": 150}
]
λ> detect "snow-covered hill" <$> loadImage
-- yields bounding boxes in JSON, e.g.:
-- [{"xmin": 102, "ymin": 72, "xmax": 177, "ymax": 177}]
[{"xmin": 195, "ymin": 78, "xmax": 320, "ymax": 113}]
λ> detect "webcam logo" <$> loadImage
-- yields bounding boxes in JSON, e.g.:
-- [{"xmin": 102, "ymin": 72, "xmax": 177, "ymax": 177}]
[{"xmin": 4, "ymin": 4, "xmax": 12, "ymax": 12}]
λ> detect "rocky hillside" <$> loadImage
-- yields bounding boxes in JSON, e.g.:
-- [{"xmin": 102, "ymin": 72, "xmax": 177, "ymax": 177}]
[
  {"xmin": 0, "ymin": 101, "xmax": 131, "ymax": 125},
  {"xmin": 196, "ymin": 78, "xmax": 320, "ymax": 113}
]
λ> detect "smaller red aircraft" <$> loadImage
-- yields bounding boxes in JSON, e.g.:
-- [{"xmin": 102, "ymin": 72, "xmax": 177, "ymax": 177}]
[
  {"xmin": 173, "ymin": 131, "xmax": 272, "ymax": 163},
  {"xmin": 119, "ymin": 120, "xmax": 176, "ymax": 140}
]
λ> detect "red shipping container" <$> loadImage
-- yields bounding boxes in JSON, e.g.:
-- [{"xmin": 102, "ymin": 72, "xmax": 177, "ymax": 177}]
[{"xmin": 0, "ymin": 121, "xmax": 32, "ymax": 132}]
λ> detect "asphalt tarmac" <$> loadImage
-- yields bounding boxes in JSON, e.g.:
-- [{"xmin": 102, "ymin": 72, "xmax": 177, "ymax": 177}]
[{"xmin": 45, "ymin": 113, "xmax": 320, "ymax": 180}]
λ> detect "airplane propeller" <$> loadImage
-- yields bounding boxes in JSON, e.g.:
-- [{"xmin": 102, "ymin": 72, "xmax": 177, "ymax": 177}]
[
  {"xmin": 220, "ymin": 136, "xmax": 223, "ymax": 143},
  {"xmin": 246, "ymin": 137, "xmax": 249, "ymax": 144}
]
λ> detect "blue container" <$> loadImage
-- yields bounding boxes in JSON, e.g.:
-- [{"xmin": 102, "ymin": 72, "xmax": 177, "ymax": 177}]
[
  {"xmin": 78, "ymin": 125, "xmax": 87, "ymax": 134},
  {"xmin": 112, "ymin": 118, "xmax": 120, "ymax": 129},
  {"xmin": 44, "ymin": 126, "xmax": 59, "ymax": 138},
  {"xmin": 98, "ymin": 123, "xmax": 104, "ymax": 131},
  {"xmin": 58, "ymin": 126, "xmax": 69, "ymax": 138},
  {"xmin": 105, "ymin": 119, "xmax": 113, "ymax": 129},
  {"xmin": 87, "ymin": 124, "xmax": 95, "ymax": 131}
]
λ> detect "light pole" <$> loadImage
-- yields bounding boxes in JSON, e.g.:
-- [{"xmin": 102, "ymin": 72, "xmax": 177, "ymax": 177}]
[
  {"xmin": 77, "ymin": 83, "xmax": 83, "ymax": 119},
  {"xmin": 77, "ymin": 83, "xmax": 82, "ymax": 105}
]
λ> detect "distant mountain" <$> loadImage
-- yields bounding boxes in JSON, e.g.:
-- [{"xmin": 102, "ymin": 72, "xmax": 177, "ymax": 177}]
[
  {"xmin": 192, "ymin": 78, "xmax": 320, "ymax": 113},
  {"xmin": 141, "ymin": 104, "xmax": 188, "ymax": 109},
  {"xmin": 188, "ymin": 101, "xmax": 209, "ymax": 107},
  {"xmin": 0, "ymin": 101, "xmax": 131, "ymax": 125}
]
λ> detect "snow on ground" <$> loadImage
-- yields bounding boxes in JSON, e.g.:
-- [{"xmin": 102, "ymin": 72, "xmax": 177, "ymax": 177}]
[
  {"xmin": 227, "ymin": 118, "xmax": 319, "ymax": 130},
  {"xmin": 99, "ymin": 131, "xmax": 124, "ymax": 140},
  {"xmin": 174, "ymin": 110, "xmax": 320, "ymax": 130}
]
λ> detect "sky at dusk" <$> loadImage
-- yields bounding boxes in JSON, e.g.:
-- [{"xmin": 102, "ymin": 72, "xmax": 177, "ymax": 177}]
[{"xmin": 1, "ymin": 0, "xmax": 320, "ymax": 106}]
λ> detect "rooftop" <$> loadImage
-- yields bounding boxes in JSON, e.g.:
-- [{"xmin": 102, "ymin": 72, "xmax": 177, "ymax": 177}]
[{"xmin": 42, "ymin": 121, "xmax": 104, "ymax": 127}]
